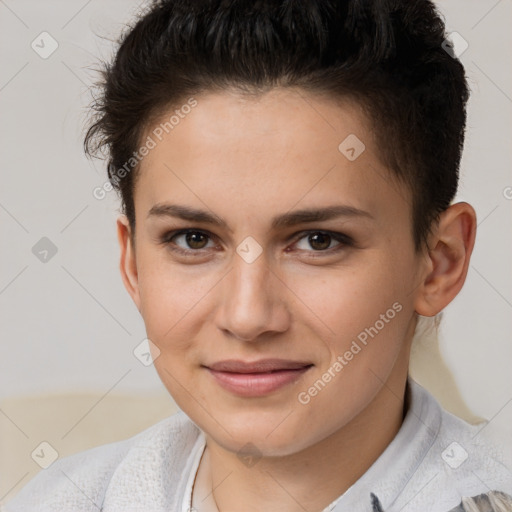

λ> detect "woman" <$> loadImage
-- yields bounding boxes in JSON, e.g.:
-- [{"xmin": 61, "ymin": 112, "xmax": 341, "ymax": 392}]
[{"xmin": 4, "ymin": 0, "xmax": 512, "ymax": 510}]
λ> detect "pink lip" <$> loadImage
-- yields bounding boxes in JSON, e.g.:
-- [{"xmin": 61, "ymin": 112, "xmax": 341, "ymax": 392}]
[{"xmin": 205, "ymin": 359, "xmax": 313, "ymax": 397}]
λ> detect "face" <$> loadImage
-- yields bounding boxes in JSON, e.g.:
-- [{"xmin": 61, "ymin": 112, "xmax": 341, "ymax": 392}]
[{"xmin": 120, "ymin": 88, "xmax": 427, "ymax": 457}]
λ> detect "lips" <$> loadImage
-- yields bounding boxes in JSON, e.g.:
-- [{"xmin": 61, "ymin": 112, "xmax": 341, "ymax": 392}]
[
  {"xmin": 204, "ymin": 359, "xmax": 313, "ymax": 397},
  {"xmin": 208, "ymin": 358, "xmax": 312, "ymax": 373}
]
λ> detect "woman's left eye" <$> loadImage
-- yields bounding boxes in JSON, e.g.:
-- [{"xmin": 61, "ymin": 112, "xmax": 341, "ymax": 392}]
[{"xmin": 292, "ymin": 231, "xmax": 352, "ymax": 254}]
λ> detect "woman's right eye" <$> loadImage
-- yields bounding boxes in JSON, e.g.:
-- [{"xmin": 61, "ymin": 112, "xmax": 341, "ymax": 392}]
[{"xmin": 161, "ymin": 229, "xmax": 217, "ymax": 255}]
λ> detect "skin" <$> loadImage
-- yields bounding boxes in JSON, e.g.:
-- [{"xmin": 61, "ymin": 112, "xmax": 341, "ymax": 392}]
[{"xmin": 117, "ymin": 87, "xmax": 476, "ymax": 512}]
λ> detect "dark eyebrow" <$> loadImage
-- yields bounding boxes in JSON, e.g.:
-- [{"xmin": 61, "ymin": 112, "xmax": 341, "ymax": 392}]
[
  {"xmin": 147, "ymin": 203, "xmax": 373, "ymax": 231},
  {"xmin": 270, "ymin": 205, "xmax": 374, "ymax": 229}
]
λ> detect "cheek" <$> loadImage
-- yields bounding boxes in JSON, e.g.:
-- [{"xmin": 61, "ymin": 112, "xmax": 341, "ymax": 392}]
[
  {"xmin": 291, "ymin": 255, "xmax": 411, "ymax": 347},
  {"xmin": 290, "ymin": 253, "xmax": 416, "ymax": 403},
  {"xmin": 135, "ymin": 248, "xmax": 219, "ymax": 346},
  {"xmin": 134, "ymin": 254, "xmax": 213, "ymax": 406}
]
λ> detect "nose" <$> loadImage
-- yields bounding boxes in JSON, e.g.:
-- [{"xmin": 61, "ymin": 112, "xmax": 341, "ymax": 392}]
[{"xmin": 215, "ymin": 250, "xmax": 291, "ymax": 342}]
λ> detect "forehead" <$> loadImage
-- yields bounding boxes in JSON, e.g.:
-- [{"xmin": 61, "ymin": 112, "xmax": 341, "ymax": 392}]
[
  {"xmin": 145, "ymin": 88, "xmax": 375, "ymax": 163},
  {"xmin": 135, "ymin": 88, "xmax": 409, "ymax": 228}
]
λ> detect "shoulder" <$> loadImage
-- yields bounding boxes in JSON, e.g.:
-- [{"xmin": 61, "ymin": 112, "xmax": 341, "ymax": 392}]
[
  {"xmin": 435, "ymin": 403, "xmax": 512, "ymax": 493},
  {"xmin": 1, "ymin": 411, "xmax": 200, "ymax": 512},
  {"xmin": 405, "ymin": 380, "xmax": 512, "ymax": 510}
]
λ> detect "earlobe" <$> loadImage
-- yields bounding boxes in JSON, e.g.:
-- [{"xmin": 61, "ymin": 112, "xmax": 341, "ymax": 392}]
[
  {"xmin": 117, "ymin": 215, "xmax": 141, "ymax": 311},
  {"xmin": 414, "ymin": 202, "xmax": 477, "ymax": 317}
]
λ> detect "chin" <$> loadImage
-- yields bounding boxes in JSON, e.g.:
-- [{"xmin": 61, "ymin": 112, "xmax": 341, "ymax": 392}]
[{"xmin": 202, "ymin": 407, "xmax": 343, "ymax": 459}]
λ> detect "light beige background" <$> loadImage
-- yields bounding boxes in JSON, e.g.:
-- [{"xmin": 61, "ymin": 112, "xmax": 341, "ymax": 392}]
[{"xmin": 1, "ymin": 0, "xmax": 511, "ymax": 503}]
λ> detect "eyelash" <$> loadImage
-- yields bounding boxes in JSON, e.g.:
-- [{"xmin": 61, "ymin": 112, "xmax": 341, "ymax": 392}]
[{"xmin": 159, "ymin": 228, "xmax": 354, "ymax": 257}]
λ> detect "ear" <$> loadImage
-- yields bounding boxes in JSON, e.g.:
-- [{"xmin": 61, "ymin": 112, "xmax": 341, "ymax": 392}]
[
  {"xmin": 117, "ymin": 215, "xmax": 141, "ymax": 311},
  {"xmin": 414, "ymin": 202, "xmax": 477, "ymax": 317}
]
